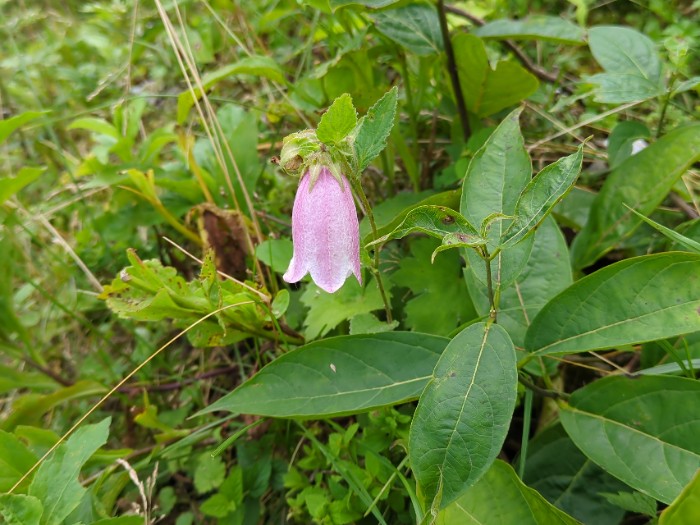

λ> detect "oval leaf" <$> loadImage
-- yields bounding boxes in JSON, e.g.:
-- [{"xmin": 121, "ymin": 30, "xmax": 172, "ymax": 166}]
[
  {"xmin": 437, "ymin": 460, "xmax": 581, "ymax": 524},
  {"xmin": 474, "ymin": 16, "xmax": 585, "ymax": 45},
  {"xmin": 461, "ymin": 107, "xmax": 534, "ymax": 291},
  {"xmin": 560, "ymin": 375, "xmax": 700, "ymax": 504},
  {"xmin": 367, "ymin": 205, "xmax": 480, "ymax": 248},
  {"xmin": 372, "ymin": 5, "xmax": 443, "ymax": 56},
  {"xmin": 198, "ymin": 332, "xmax": 448, "ymax": 418},
  {"xmin": 571, "ymin": 122, "xmax": 700, "ymax": 269},
  {"xmin": 525, "ymin": 252, "xmax": 700, "ymax": 356},
  {"xmin": 409, "ymin": 322, "xmax": 517, "ymax": 509},
  {"xmin": 501, "ymin": 144, "xmax": 584, "ymax": 248}
]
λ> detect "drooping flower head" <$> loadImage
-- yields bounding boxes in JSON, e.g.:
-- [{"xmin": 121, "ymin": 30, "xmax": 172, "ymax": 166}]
[{"xmin": 283, "ymin": 166, "xmax": 361, "ymax": 293}]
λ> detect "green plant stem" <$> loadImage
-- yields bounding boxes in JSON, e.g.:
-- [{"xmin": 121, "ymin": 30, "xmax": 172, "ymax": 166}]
[
  {"xmin": 518, "ymin": 388, "xmax": 533, "ymax": 479},
  {"xmin": 353, "ymin": 181, "xmax": 393, "ymax": 323},
  {"xmin": 482, "ymin": 247, "xmax": 497, "ymax": 323},
  {"xmin": 436, "ymin": 0, "xmax": 471, "ymax": 142}
]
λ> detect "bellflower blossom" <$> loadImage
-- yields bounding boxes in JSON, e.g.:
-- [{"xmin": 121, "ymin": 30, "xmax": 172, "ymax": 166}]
[{"xmin": 283, "ymin": 166, "xmax": 361, "ymax": 293}]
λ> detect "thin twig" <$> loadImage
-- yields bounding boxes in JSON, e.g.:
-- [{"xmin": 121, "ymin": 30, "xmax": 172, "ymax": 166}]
[
  {"xmin": 437, "ymin": 0, "xmax": 471, "ymax": 142},
  {"xmin": 518, "ymin": 374, "xmax": 570, "ymax": 400},
  {"xmin": 444, "ymin": 5, "xmax": 560, "ymax": 84}
]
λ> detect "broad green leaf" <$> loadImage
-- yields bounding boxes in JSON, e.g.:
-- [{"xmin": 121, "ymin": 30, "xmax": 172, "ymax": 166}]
[
  {"xmin": 316, "ymin": 93, "xmax": 357, "ymax": 145},
  {"xmin": 177, "ymin": 56, "xmax": 285, "ymax": 123},
  {"xmin": 300, "ymin": 278, "xmax": 385, "ymax": 339},
  {"xmin": 392, "ymin": 238, "xmax": 476, "ymax": 336},
  {"xmin": 501, "ymin": 145, "xmax": 584, "ymax": 248},
  {"xmin": 571, "ymin": 123, "xmax": 700, "ymax": 269},
  {"xmin": 29, "ymin": 417, "xmax": 111, "ymax": 525},
  {"xmin": 560, "ymin": 375, "xmax": 700, "ymax": 504},
  {"xmin": 626, "ymin": 206, "xmax": 700, "ymax": 253},
  {"xmin": 409, "ymin": 322, "xmax": 517, "ymax": 509},
  {"xmin": 474, "ymin": 16, "xmax": 585, "ymax": 44},
  {"xmin": 0, "ymin": 494, "xmax": 43, "ymax": 525},
  {"xmin": 0, "ymin": 430, "xmax": 38, "ymax": 492},
  {"xmin": 523, "ymin": 423, "xmax": 628, "ymax": 525},
  {"xmin": 0, "ymin": 111, "xmax": 47, "ymax": 145},
  {"xmin": 436, "ymin": 460, "xmax": 581, "ymax": 524},
  {"xmin": 255, "ymin": 239, "xmax": 293, "ymax": 273},
  {"xmin": 362, "ymin": 189, "xmax": 460, "ymax": 243},
  {"xmin": 466, "ymin": 217, "xmax": 572, "ymax": 348},
  {"xmin": 589, "ymin": 26, "xmax": 661, "ymax": 81},
  {"xmin": 453, "ymin": 34, "xmax": 539, "ymax": 117},
  {"xmin": 353, "ymin": 86, "xmax": 398, "ymax": 171},
  {"xmin": 372, "ymin": 5, "xmax": 442, "ymax": 56},
  {"xmin": 587, "ymin": 26, "xmax": 664, "ymax": 103},
  {"xmin": 368, "ymin": 205, "xmax": 481, "ymax": 249},
  {"xmin": 0, "ymin": 167, "xmax": 44, "ymax": 205},
  {"xmin": 525, "ymin": 252, "xmax": 700, "ymax": 357},
  {"xmin": 587, "ymin": 72, "xmax": 665, "ymax": 104},
  {"xmin": 660, "ymin": 469, "xmax": 700, "ymax": 525},
  {"xmin": 607, "ymin": 120, "xmax": 650, "ymax": 168},
  {"xmin": 461, "ymin": 107, "xmax": 534, "ymax": 292},
  {"xmin": 348, "ymin": 312, "xmax": 398, "ymax": 334},
  {"xmin": 198, "ymin": 332, "xmax": 448, "ymax": 418}
]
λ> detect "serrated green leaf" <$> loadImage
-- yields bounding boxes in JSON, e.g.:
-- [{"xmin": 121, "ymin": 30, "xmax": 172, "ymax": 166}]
[
  {"xmin": 299, "ymin": 278, "xmax": 385, "ymax": 339},
  {"xmin": 560, "ymin": 375, "xmax": 700, "ymax": 504},
  {"xmin": 501, "ymin": 145, "xmax": 584, "ymax": 248},
  {"xmin": 194, "ymin": 453, "xmax": 226, "ymax": 494},
  {"xmin": 571, "ymin": 123, "xmax": 700, "ymax": 269},
  {"xmin": 474, "ymin": 16, "xmax": 585, "ymax": 44},
  {"xmin": 372, "ymin": 4, "xmax": 442, "ymax": 55},
  {"xmin": 0, "ymin": 494, "xmax": 43, "ymax": 525},
  {"xmin": 409, "ymin": 322, "xmax": 517, "ymax": 509},
  {"xmin": 316, "ymin": 93, "xmax": 357, "ymax": 145},
  {"xmin": 0, "ymin": 430, "xmax": 38, "ymax": 492},
  {"xmin": 525, "ymin": 252, "xmax": 700, "ymax": 356},
  {"xmin": 29, "ymin": 418, "xmax": 110, "ymax": 525},
  {"xmin": 353, "ymin": 86, "xmax": 398, "ymax": 171},
  {"xmin": 453, "ymin": 34, "xmax": 538, "ymax": 117},
  {"xmin": 198, "ymin": 332, "xmax": 448, "ymax": 418},
  {"xmin": 437, "ymin": 460, "xmax": 581, "ymax": 524},
  {"xmin": 392, "ymin": 238, "xmax": 476, "ymax": 336}
]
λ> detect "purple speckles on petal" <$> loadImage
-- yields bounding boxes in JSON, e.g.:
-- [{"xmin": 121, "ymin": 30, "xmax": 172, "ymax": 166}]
[{"xmin": 283, "ymin": 167, "xmax": 361, "ymax": 293}]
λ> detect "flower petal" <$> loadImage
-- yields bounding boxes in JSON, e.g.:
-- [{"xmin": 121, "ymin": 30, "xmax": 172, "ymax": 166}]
[{"xmin": 283, "ymin": 167, "xmax": 361, "ymax": 293}]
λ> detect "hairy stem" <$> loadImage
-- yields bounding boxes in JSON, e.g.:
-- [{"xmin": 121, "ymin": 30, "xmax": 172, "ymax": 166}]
[{"xmin": 353, "ymin": 181, "xmax": 393, "ymax": 323}]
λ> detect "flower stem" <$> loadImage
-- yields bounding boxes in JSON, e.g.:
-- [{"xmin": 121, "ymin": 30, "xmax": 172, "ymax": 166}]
[{"xmin": 353, "ymin": 181, "xmax": 393, "ymax": 323}]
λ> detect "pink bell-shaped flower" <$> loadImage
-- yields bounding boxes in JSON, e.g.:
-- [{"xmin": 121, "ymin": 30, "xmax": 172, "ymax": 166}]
[{"xmin": 283, "ymin": 166, "xmax": 362, "ymax": 293}]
